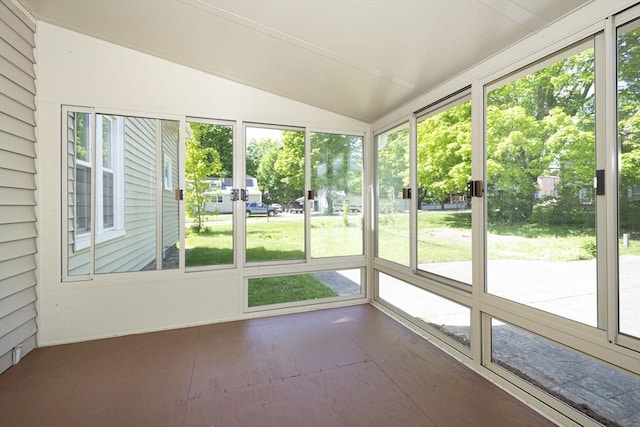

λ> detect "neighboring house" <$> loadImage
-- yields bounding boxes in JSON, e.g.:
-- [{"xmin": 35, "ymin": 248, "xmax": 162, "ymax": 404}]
[
  {"xmin": 203, "ymin": 176, "xmax": 261, "ymax": 214},
  {"xmin": 65, "ymin": 112, "xmax": 180, "ymax": 276}
]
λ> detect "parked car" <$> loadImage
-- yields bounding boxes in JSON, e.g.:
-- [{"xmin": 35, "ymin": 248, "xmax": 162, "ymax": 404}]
[
  {"xmin": 270, "ymin": 203, "xmax": 283, "ymax": 214},
  {"xmin": 246, "ymin": 202, "xmax": 278, "ymax": 217},
  {"xmin": 286, "ymin": 198, "xmax": 304, "ymax": 213}
]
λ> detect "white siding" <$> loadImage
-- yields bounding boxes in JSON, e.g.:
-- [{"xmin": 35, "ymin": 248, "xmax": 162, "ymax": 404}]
[{"xmin": 0, "ymin": 0, "xmax": 37, "ymax": 373}]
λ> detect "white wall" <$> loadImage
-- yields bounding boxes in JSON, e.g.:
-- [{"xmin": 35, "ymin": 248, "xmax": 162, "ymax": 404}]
[{"xmin": 36, "ymin": 22, "xmax": 369, "ymax": 345}]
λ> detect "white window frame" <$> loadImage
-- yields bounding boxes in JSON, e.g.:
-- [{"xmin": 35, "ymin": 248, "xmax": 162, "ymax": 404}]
[{"xmin": 74, "ymin": 113, "xmax": 125, "ymax": 251}]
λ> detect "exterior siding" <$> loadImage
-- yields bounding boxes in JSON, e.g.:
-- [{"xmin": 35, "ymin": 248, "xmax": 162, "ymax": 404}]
[
  {"xmin": 161, "ymin": 120, "xmax": 179, "ymax": 260},
  {"xmin": 0, "ymin": 0, "xmax": 37, "ymax": 373},
  {"xmin": 68, "ymin": 116, "xmax": 172, "ymax": 275}
]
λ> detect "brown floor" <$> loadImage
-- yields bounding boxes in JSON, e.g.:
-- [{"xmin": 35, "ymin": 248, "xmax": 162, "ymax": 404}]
[{"xmin": 0, "ymin": 305, "xmax": 556, "ymax": 427}]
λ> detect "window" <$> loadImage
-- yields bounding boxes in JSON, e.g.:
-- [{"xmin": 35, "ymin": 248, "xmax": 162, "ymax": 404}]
[
  {"xmin": 72, "ymin": 113, "xmax": 124, "ymax": 246},
  {"xmin": 65, "ymin": 108, "xmax": 180, "ymax": 277}
]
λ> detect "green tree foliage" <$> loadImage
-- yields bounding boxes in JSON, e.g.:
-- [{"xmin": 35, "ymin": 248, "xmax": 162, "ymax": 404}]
[
  {"xmin": 190, "ymin": 123, "xmax": 233, "ymax": 177},
  {"xmin": 311, "ymin": 132, "xmax": 363, "ymax": 214},
  {"xmin": 486, "ymin": 47, "xmax": 596, "ymax": 224},
  {"xmin": 618, "ymin": 27, "xmax": 640, "ymax": 233},
  {"xmin": 247, "ymin": 138, "xmax": 279, "ymax": 180},
  {"xmin": 185, "ymin": 136, "xmax": 222, "ymax": 233},
  {"xmin": 377, "ymin": 126, "xmax": 409, "ymax": 202},
  {"xmin": 417, "ymin": 102, "xmax": 471, "ymax": 207},
  {"xmin": 273, "ymin": 130, "xmax": 306, "ymax": 202}
]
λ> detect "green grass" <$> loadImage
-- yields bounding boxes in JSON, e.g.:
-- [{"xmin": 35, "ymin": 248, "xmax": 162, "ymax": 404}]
[
  {"xmin": 186, "ymin": 210, "xmax": 640, "ymax": 267},
  {"xmin": 248, "ymin": 274, "xmax": 337, "ymax": 307}
]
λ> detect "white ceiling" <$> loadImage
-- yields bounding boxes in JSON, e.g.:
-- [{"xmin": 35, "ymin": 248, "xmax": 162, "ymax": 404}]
[{"xmin": 19, "ymin": 0, "xmax": 590, "ymax": 123}]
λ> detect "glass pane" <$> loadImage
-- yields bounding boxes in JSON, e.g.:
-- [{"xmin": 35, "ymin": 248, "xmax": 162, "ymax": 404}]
[
  {"xmin": 416, "ymin": 100, "xmax": 472, "ymax": 284},
  {"xmin": 95, "ymin": 115, "xmax": 156, "ymax": 273},
  {"xmin": 248, "ymin": 269, "xmax": 361, "ymax": 307},
  {"xmin": 184, "ymin": 121, "xmax": 234, "ymax": 268},
  {"xmin": 486, "ymin": 44, "xmax": 597, "ymax": 326},
  {"xmin": 376, "ymin": 123, "xmax": 410, "ymax": 265},
  {"xmin": 378, "ymin": 272, "xmax": 471, "ymax": 348},
  {"xmin": 246, "ymin": 126, "xmax": 305, "ymax": 263},
  {"xmin": 67, "ymin": 111, "xmax": 91, "ymax": 276},
  {"xmin": 491, "ymin": 318, "xmax": 640, "ymax": 426},
  {"xmin": 310, "ymin": 132, "xmax": 363, "ymax": 258},
  {"xmin": 160, "ymin": 120, "xmax": 180, "ymax": 270},
  {"xmin": 617, "ymin": 20, "xmax": 640, "ymax": 339}
]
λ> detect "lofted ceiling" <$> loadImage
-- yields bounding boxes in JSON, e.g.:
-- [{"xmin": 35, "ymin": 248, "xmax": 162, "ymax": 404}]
[{"xmin": 19, "ymin": 0, "xmax": 590, "ymax": 123}]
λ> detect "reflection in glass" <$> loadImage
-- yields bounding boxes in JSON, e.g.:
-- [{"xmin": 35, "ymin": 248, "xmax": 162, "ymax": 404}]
[
  {"xmin": 486, "ymin": 43, "xmax": 597, "ymax": 326},
  {"xmin": 491, "ymin": 318, "xmax": 640, "ymax": 426},
  {"xmin": 617, "ymin": 20, "xmax": 640, "ymax": 339},
  {"xmin": 416, "ymin": 100, "xmax": 472, "ymax": 284},
  {"xmin": 378, "ymin": 272, "xmax": 471, "ymax": 348},
  {"xmin": 310, "ymin": 132, "xmax": 363, "ymax": 258},
  {"xmin": 375, "ymin": 124, "xmax": 410, "ymax": 265}
]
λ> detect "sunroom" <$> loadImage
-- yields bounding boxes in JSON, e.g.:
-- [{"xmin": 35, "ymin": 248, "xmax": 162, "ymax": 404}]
[{"xmin": 1, "ymin": 1, "xmax": 639, "ymax": 426}]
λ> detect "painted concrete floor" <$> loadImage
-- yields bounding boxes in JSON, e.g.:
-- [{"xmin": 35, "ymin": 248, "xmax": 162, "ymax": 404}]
[{"xmin": 0, "ymin": 305, "xmax": 554, "ymax": 427}]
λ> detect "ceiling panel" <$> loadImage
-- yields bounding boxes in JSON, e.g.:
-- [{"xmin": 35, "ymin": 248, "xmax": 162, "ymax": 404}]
[{"xmin": 18, "ymin": 0, "xmax": 590, "ymax": 122}]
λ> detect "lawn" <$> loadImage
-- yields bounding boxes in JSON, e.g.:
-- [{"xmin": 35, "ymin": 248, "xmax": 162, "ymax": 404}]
[
  {"xmin": 186, "ymin": 210, "xmax": 639, "ymax": 305},
  {"xmin": 248, "ymin": 274, "xmax": 337, "ymax": 307}
]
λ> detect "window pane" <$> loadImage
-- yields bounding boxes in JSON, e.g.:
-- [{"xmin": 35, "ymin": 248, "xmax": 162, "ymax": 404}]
[
  {"xmin": 160, "ymin": 120, "xmax": 180, "ymax": 270},
  {"xmin": 617, "ymin": 20, "xmax": 640, "ymax": 339},
  {"xmin": 376, "ymin": 123, "xmax": 410, "ymax": 265},
  {"xmin": 417, "ymin": 100, "xmax": 472, "ymax": 284},
  {"xmin": 102, "ymin": 170, "xmax": 114, "ymax": 229},
  {"xmin": 75, "ymin": 112, "xmax": 90, "ymax": 162},
  {"xmin": 95, "ymin": 116, "xmax": 156, "ymax": 273},
  {"xmin": 67, "ymin": 111, "xmax": 91, "ymax": 276},
  {"xmin": 184, "ymin": 121, "xmax": 234, "ymax": 268},
  {"xmin": 248, "ymin": 269, "xmax": 361, "ymax": 308},
  {"xmin": 310, "ymin": 132, "xmax": 363, "ymax": 258},
  {"xmin": 491, "ymin": 318, "xmax": 640, "ymax": 426},
  {"xmin": 378, "ymin": 272, "xmax": 471, "ymax": 348},
  {"xmin": 486, "ymin": 44, "xmax": 597, "ymax": 326},
  {"xmin": 246, "ymin": 126, "xmax": 304, "ymax": 263}
]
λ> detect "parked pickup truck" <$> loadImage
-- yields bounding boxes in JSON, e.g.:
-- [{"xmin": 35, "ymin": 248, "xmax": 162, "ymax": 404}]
[{"xmin": 246, "ymin": 202, "xmax": 279, "ymax": 217}]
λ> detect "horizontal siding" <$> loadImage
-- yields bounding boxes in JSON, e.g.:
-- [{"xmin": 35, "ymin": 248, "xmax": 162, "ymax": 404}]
[
  {"xmin": 0, "ymin": 303, "xmax": 37, "ymax": 337},
  {"xmin": 0, "ymin": 270, "xmax": 35, "ymax": 300},
  {"xmin": 0, "ymin": 254, "xmax": 36, "ymax": 281},
  {"xmin": 0, "ymin": 334, "xmax": 35, "ymax": 374},
  {"xmin": 0, "ymin": 205, "xmax": 37, "ymax": 224},
  {"xmin": 0, "ymin": 286, "xmax": 36, "ymax": 320},
  {"xmin": 0, "ymin": 2, "xmax": 35, "ymax": 42},
  {"xmin": 0, "ymin": 0, "xmax": 37, "ymax": 374},
  {"xmin": 0, "ymin": 319, "xmax": 37, "ymax": 358},
  {"xmin": 0, "ymin": 167, "xmax": 36, "ymax": 189},
  {"xmin": 0, "ymin": 222, "xmax": 36, "ymax": 243},
  {"xmin": 0, "ymin": 130, "xmax": 35, "ymax": 157},
  {"xmin": 0, "ymin": 37, "xmax": 34, "ymax": 78},
  {"xmin": 0, "ymin": 186, "xmax": 36, "ymax": 206},
  {"xmin": 0, "ymin": 91, "xmax": 35, "ymax": 126},
  {"xmin": 0, "ymin": 110, "xmax": 35, "ymax": 141},
  {"xmin": 0, "ymin": 148, "xmax": 36, "ymax": 173},
  {"xmin": 0, "ymin": 55, "xmax": 35, "ymax": 95},
  {"xmin": 0, "ymin": 238, "xmax": 36, "ymax": 262}
]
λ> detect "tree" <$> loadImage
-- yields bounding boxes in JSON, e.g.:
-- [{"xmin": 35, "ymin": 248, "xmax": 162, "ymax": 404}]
[
  {"xmin": 417, "ymin": 101, "xmax": 471, "ymax": 208},
  {"xmin": 486, "ymin": 47, "xmax": 596, "ymax": 223},
  {"xmin": 190, "ymin": 123, "xmax": 233, "ymax": 178},
  {"xmin": 185, "ymin": 136, "xmax": 222, "ymax": 233},
  {"xmin": 247, "ymin": 138, "xmax": 279, "ymax": 180},
  {"xmin": 273, "ymin": 130, "xmax": 306, "ymax": 202},
  {"xmin": 311, "ymin": 132, "xmax": 363, "ymax": 215}
]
